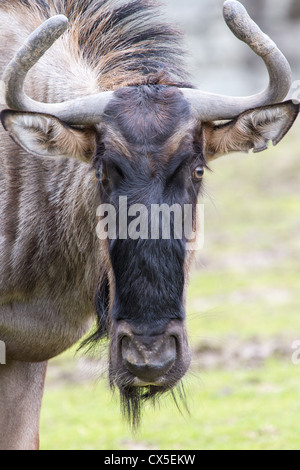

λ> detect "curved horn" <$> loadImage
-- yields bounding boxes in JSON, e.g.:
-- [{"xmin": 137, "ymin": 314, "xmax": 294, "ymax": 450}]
[
  {"xmin": 0, "ymin": 15, "xmax": 113, "ymax": 125},
  {"xmin": 181, "ymin": 0, "xmax": 293, "ymax": 121}
]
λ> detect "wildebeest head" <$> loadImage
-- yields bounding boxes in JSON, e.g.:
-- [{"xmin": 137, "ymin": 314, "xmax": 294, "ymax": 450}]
[
  {"xmin": 1, "ymin": 2, "xmax": 299, "ymax": 425},
  {"xmin": 96, "ymin": 85, "xmax": 200, "ymax": 418}
]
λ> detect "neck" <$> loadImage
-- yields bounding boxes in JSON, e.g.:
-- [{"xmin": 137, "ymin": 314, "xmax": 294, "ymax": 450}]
[
  {"xmin": 0, "ymin": 150, "xmax": 103, "ymax": 302},
  {"xmin": 46, "ymin": 157, "xmax": 103, "ymax": 297}
]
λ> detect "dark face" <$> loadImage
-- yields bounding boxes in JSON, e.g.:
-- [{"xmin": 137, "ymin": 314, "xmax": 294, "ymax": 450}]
[{"xmin": 93, "ymin": 85, "xmax": 206, "ymax": 424}]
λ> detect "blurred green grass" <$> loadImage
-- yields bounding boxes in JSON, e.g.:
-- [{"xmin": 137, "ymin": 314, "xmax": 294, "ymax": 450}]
[
  {"xmin": 40, "ymin": 360, "xmax": 300, "ymax": 450},
  {"xmin": 40, "ymin": 122, "xmax": 300, "ymax": 450}
]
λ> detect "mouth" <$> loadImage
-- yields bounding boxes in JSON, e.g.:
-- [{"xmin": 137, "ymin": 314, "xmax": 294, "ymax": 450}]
[{"xmin": 132, "ymin": 377, "xmax": 164, "ymax": 386}]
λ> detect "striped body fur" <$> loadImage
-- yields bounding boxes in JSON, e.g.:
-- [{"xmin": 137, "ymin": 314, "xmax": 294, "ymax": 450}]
[{"xmin": 0, "ymin": 0, "xmax": 186, "ymax": 361}]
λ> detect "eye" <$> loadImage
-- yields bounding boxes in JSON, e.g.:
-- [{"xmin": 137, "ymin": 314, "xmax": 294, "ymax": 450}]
[
  {"xmin": 110, "ymin": 163, "xmax": 124, "ymax": 179},
  {"xmin": 105, "ymin": 162, "xmax": 125, "ymax": 185},
  {"xmin": 96, "ymin": 166, "xmax": 105, "ymax": 181},
  {"xmin": 192, "ymin": 166, "xmax": 204, "ymax": 181}
]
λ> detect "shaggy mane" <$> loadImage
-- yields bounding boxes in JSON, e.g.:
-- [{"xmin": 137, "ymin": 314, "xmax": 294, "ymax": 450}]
[{"xmin": 3, "ymin": 0, "xmax": 190, "ymax": 90}]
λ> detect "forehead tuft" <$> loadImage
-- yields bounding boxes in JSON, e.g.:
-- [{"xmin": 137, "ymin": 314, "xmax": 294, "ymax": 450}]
[{"xmin": 102, "ymin": 85, "xmax": 192, "ymax": 149}]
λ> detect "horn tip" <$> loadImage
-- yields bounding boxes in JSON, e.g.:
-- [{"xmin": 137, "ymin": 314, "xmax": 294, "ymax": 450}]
[
  {"xmin": 44, "ymin": 14, "xmax": 69, "ymax": 32},
  {"xmin": 50, "ymin": 14, "xmax": 69, "ymax": 25},
  {"xmin": 223, "ymin": 1, "xmax": 247, "ymax": 20}
]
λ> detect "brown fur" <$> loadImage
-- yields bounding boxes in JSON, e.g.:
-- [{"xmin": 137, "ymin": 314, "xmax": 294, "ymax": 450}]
[
  {"xmin": 0, "ymin": 0, "xmax": 189, "ymax": 102},
  {"xmin": 2, "ymin": 111, "xmax": 98, "ymax": 160},
  {"xmin": 202, "ymin": 102, "xmax": 299, "ymax": 160},
  {"xmin": 0, "ymin": 360, "xmax": 47, "ymax": 450}
]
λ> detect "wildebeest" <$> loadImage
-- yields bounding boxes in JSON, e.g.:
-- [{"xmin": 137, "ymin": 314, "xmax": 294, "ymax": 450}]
[{"xmin": 0, "ymin": 0, "xmax": 298, "ymax": 450}]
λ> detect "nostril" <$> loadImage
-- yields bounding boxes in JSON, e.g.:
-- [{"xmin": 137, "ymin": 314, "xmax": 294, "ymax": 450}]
[
  {"xmin": 121, "ymin": 335, "xmax": 145, "ymax": 364},
  {"xmin": 121, "ymin": 335, "xmax": 176, "ymax": 383}
]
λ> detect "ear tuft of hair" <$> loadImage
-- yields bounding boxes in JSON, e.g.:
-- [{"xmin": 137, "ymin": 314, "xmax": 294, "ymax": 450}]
[
  {"xmin": 202, "ymin": 100, "xmax": 299, "ymax": 160},
  {"xmin": 1, "ymin": 110, "xmax": 97, "ymax": 160}
]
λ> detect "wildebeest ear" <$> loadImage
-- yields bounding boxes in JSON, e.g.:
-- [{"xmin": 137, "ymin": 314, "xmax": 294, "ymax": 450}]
[
  {"xmin": 0, "ymin": 110, "xmax": 97, "ymax": 161},
  {"xmin": 202, "ymin": 101, "xmax": 299, "ymax": 161}
]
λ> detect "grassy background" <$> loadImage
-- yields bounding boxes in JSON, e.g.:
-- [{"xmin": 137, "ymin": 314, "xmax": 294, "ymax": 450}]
[{"xmin": 39, "ymin": 121, "xmax": 300, "ymax": 450}]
